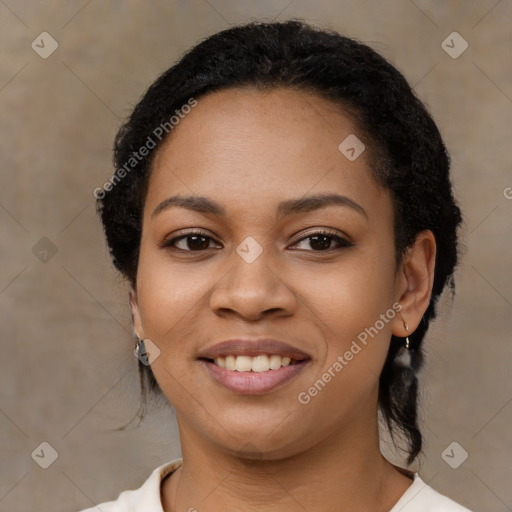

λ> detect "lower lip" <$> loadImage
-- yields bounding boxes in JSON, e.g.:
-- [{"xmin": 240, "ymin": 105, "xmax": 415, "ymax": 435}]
[{"xmin": 201, "ymin": 360, "xmax": 309, "ymax": 395}]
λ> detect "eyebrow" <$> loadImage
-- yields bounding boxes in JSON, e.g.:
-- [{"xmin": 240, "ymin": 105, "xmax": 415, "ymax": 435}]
[{"xmin": 151, "ymin": 193, "xmax": 368, "ymax": 220}]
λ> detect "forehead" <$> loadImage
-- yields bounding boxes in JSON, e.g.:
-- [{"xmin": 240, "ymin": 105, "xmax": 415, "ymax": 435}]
[{"xmin": 146, "ymin": 86, "xmax": 389, "ymax": 220}]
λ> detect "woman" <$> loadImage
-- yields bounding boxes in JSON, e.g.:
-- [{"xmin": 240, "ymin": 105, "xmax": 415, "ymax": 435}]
[{"xmin": 83, "ymin": 20, "xmax": 472, "ymax": 512}]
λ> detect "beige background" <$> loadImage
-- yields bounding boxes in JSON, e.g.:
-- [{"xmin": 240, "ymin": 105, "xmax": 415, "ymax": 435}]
[{"xmin": 0, "ymin": 1, "xmax": 511, "ymax": 511}]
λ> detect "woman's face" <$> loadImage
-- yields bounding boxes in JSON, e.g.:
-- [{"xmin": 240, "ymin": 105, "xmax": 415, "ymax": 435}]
[{"xmin": 131, "ymin": 87, "xmax": 407, "ymax": 459}]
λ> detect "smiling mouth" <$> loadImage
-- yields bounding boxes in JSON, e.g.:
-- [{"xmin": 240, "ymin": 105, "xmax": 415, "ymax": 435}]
[{"xmin": 201, "ymin": 354, "xmax": 304, "ymax": 372}]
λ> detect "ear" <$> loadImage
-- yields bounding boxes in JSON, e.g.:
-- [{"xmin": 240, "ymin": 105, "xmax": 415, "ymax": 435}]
[
  {"xmin": 391, "ymin": 230, "xmax": 436, "ymax": 337},
  {"xmin": 129, "ymin": 286, "xmax": 145, "ymax": 340}
]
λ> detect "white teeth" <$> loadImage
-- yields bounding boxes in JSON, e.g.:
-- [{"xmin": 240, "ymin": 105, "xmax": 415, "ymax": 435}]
[
  {"xmin": 225, "ymin": 355, "xmax": 236, "ymax": 371},
  {"xmin": 213, "ymin": 354, "xmax": 295, "ymax": 372},
  {"xmin": 252, "ymin": 355, "xmax": 269, "ymax": 372},
  {"xmin": 269, "ymin": 354, "xmax": 282, "ymax": 370},
  {"xmin": 235, "ymin": 355, "xmax": 252, "ymax": 372}
]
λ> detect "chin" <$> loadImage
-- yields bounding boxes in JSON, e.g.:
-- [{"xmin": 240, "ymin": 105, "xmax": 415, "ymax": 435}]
[{"xmin": 210, "ymin": 420, "xmax": 311, "ymax": 462}]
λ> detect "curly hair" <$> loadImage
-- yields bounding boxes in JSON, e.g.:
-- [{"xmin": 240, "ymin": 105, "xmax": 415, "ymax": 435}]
[{"xmin": 97, "ymin": 19, "xmax": 462, "ymax": 465}]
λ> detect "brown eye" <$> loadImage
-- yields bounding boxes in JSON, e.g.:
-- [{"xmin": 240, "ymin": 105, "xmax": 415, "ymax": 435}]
[
  {"xmin": 162, "ymin": 231, "xmax": 220, "ymax": 252},
  {"xmin": 291, "ymin": 229, "xmax": 353, "ymax": 252},
  {"xmin": 309, "ymin": 234, "xmax": 335, "ymax": 251}
]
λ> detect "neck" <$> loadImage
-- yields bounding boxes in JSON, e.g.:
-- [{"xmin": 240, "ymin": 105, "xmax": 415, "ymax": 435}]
[{"xmin": 162, "ymin": 408, "xmax": 414, "ymax": 512}]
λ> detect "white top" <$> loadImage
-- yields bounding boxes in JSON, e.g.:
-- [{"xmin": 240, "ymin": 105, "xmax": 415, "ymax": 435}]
[{"xmin": 79, "ymin": 458, "xmax": 473, "ymax": 512}]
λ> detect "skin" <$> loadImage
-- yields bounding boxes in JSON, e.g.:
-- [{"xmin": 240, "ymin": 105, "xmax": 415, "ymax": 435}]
[{"xmin": 130, "ymin": 87, "xmax": 436, "ymax": 512}]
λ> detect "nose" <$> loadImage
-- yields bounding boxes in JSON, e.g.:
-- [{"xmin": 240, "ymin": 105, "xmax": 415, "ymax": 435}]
[{"xmin": 209, "ymin": 247, "xmax": 297, "ymax": 321}]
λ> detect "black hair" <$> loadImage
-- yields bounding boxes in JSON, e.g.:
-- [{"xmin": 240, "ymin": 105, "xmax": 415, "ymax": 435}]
[{"xmin": 97, "ymin": 19, "xmax": 462, "ymax": 465}]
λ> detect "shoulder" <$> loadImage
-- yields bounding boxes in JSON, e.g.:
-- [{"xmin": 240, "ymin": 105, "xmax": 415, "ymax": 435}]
[
  {"xmin": 390, "ymin": 472, "xmax": 474, "ymax": 512},
  {"xmin": 77, "ymin": 458, "xmax": 183, "ymax": 512}
]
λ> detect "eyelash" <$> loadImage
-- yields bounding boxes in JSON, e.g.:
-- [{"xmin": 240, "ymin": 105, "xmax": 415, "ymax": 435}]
[{"xmin": 161, "ymin": 228, "xmax": 354, "ymax": 254}]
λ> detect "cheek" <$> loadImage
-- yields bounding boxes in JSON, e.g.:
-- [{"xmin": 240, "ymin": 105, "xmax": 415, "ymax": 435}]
[
  {"xmin": 304, "ymin": 249, "xmax": 397, "ymax": 378},
  {"xmin": 134, "ymin": 249, "xmax": 214, "ymax": 351},
  {"xmin": 135, "ymin": 256, "xmax": 211, "ymax": 401},
  {"xmin": 301, "ymin": 249, "xmax": 396, "ymax": 329}
]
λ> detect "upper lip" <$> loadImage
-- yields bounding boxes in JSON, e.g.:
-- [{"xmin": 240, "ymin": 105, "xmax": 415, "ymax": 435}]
[{"xmin": 198, "ymin": 338, "xmax": 311, "ymax": 361}]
